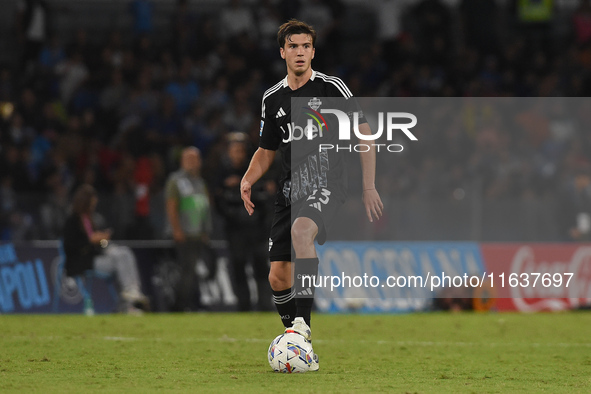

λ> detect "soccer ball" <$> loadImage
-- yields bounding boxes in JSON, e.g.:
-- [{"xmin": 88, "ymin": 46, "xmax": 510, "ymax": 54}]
[{"xmin": 268, "ymin": 332, "xmax": 314, "ymax": 373}]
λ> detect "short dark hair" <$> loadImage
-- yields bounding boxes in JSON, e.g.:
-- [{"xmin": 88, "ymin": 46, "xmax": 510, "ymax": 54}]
[
  {"xmin": 277, "ymin": 19, "xmax": 316, "ymax": 49},
  {"xmin": 72, "ymin": 184, "xmax": 97, "ymax": 215}
]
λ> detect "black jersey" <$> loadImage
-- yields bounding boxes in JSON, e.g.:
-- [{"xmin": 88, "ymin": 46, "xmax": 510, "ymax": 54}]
[{"xmin": 259, "ymin": 70, "xmax": 365, "ymax": 207}]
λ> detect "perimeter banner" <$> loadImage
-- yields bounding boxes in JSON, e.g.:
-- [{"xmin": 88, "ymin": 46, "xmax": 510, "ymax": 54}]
[
  {"xmin": 314, "ymin": 241, "xmax": 591, "ymax": 313},
  {"xmin": 2, "ymin": 242, "xmax": 590, "ymax": 313},
  {"xmin": 0, "ymin": 242, "xmax": 237, "ymax": 314},
  {"xmin": 315, "ymin": 242, "xmax": 486, "ymax": 313},
  {"xmin": 0, "ymin": 243, "xmax": 53, "ymax": 313},
  {"xmin": 480, "ymin": 243, "xmax": 591, "ymax": 312},
  {"xmin": 0, "ymin": 243, "xmax": 118, "ymax": 314}
]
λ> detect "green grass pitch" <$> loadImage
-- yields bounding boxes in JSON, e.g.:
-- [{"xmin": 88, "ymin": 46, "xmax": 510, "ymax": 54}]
[{"xmin": 1, "ymin": 312, "xmax": 590, "ymax": 392}]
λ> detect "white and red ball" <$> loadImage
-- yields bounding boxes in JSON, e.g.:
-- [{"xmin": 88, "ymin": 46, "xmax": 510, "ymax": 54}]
[{"xmin": 268, "ymin": 332, "xmax": 314, "ymax": 373}]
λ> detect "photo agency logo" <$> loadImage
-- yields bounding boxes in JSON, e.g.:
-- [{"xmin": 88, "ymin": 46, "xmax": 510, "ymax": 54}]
[{"xmin": 287, "ymin": 97, "xmax": 419, "ymax": 151}]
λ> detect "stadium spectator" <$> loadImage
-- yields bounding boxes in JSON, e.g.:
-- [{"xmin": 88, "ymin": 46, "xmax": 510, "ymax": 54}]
[
  {"xmin": 128, "ymin": 155, "xmax": 155, "ymax": 239},
  {"xmin": 108, "ymin": 153, "xmax": 136, "ymax": 239},
  {"xmin": 54, "ymin": 51, "xmax": 89, "ymax": 106},
  {"xmin": 297, "ymin": 0, "xmax": 335, "ymax": 49},
  {"xmin": 257, "ymin": 0, "xmax": 283, "ymax": 51},
  {"xmin": 515, "ymin": 0, "xmax": 555, "ymax": 47},
  {"xmin": 68, "ymin": 29, "xmax": 98, "ymax": 74},
  {"xmin": 123, "ymin": 68, "xmax": 159, "ymax": 120},
  {"xmin": 7, "ymin": 112, "xmax": 35, "ymax": 147},
  {"xmin": 459, "ymin": 0, "xmax": 499, "ymax": 56},
  {"xmin": 39, "ymin": 171, "xmax": 69, "ymax": 239},
  {"xmin": 193, "ymin": 17, "xmax": 219, "ymax": 65},
  {"xmin": 103, "ymin": 31, "xmax": 125, "ymax": 69},
  {"xmin": 38, "ymin": 34, "xmax": 65, "ymax": 72},
  {"xmin": 16, "ymin": 0, "xmax": 50, "ymax": 71},
  {"xmin": 214, "ymin": 132, "xmax": 274, "ymax": 311},
  {"xmin": 0, "ymin": 67, "xmax": 14, "ymax": 101},
  {"xmin": 171, "ymin": 0, "xmax": 198, "ymax": 62},
  {"xmin": 165, "ymin": 147, "xmax": 212, "ymax": 311},
  {"xmin": 222, "ymin": 87, "xmax": 254, "ymax": 132},
  {"xmin": 573, "ymin": 0, "xmax": 591, "ymax": 44},
  {"xmin": 17, "ymin": 88, "xmax": 42, "ymax": 130},
  {"xmin": 559, "ymin": 168, "xmax": 591, "ymax": 241},
  {"xmin": 0, "ymin": 176, "xmax": 17, "ymax": 240},
  {"xmin": 374, "ymin": 0, "xmax": 413, "ymax": 66},
  {"xmin": 62, "ymin": 184, "xmax": 149, "ymax": 313},
  {"xmin": 1, "ymin": 145, "xmax": 33, "ymax": 192},
  {"xmin": 134, "ymin": 35, "xmax": 158, "ymax": 66},
  {"xmin": 219, "ymin": 0, "xmax": 257, "ymax": 40},
  {"xmin": 128, "ymin": 0, "xmax": 154, "ymax": 37},
  {"xmin": 1, "ymin": 0, "xmax": 591, "ymax": 244},
  {"xmin": 165, "ymin": 57, "xmax": 200, "ymax": 116},
  {"xmin": 192, "ymin": 109, "xmax": 226, "ymax": 156},
  {"xmin": 99, "ymin": 68, "xmax": 129, "ymax": 127},
  {"xmin": 413, "ymin": 0, "xmax": 453, "ymax": 65},
  {"xmin": 154, "ymin": 51, "xmax": 178, "ymax": 85}
]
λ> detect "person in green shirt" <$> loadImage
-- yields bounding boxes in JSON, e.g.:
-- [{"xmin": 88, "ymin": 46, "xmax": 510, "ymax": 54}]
[{"xmin": 165, "ymin": 147, "xmax": 212, "ymax": 311}]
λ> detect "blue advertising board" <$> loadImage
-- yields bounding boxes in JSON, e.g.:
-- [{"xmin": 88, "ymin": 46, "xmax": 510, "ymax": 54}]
[
  {"xmin": 315, "ymin": 242, "xmax": 486, "ymax": 313},
  {"xmin": 0, "ymin": 243, "xmax": 117, "ymax": 314}
]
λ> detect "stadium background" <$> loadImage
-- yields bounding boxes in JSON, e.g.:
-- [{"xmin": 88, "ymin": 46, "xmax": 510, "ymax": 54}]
[{"xmin": 0, "ymin": 0, "xmax": 590, "ymax": 313}]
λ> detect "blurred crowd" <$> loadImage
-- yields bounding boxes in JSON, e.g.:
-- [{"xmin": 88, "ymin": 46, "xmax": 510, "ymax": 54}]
[{"xmin": 1, "ymin": 0, "xmax": 591, "ymax": 241}]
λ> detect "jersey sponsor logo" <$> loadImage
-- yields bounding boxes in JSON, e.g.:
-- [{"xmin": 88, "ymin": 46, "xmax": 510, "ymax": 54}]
[
  {"xmin": 303, "ymin": 107, "xmax": 328, "ymax": 133},
  {"xmin": 268, "ymin": 238, "xmax": 273, "ymax": 251},
  {"xmin": 280, "ymin": 106, "xmax": 329, "ymax": 143},
  {"xmin": 259, "ymin": 120, "xmax": 264, "ymax": 136},
  {"xmin": 275, "ymin": 107, "xmax": 286, "ymax": 118},
  {"xmin": 280, "ymin": 120, "xmax": 325, "ymax": 143}
]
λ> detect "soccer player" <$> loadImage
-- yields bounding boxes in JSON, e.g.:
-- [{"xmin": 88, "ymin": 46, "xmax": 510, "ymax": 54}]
[{"xmin": 240, "ymin": 19, "xmax": 383, "ymax": 371}]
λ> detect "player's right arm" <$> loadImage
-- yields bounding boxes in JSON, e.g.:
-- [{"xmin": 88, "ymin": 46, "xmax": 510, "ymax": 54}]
[
  {"xmin": 240, "ymin": 147, "xmax": 276, "ymax": 215},
  {"xmin": 242, "ymin": 85, "xmax": 281, "ymax": 215}
]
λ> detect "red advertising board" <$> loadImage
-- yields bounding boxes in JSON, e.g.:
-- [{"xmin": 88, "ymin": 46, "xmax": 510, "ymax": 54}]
[{"xmin": 480, "ymin": 244, "xmax": 591, "ymax": 312}]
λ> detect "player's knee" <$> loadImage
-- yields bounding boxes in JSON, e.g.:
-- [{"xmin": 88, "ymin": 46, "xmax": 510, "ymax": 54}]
[
  {"xmin": 268, "ymin": 270, "xmax": 290, "ymax": 290},
  {"xmin": 291, "ymin": 222, "xmax": 315, "ymax": 250}
]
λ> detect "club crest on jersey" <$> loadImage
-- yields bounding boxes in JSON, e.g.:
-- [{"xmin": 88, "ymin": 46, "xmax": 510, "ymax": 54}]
[{"xmin": 308, "ymin": 97, "xmax": 322, "ymax": 110}]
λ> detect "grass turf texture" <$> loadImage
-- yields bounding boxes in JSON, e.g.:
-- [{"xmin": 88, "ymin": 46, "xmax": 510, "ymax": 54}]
[{"xmin": 1, "ymin": 312, "xmax": 590, "ymax": 393}]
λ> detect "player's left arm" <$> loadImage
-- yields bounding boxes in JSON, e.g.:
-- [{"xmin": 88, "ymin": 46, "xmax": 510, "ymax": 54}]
[
  {"xmin": 326, "ymin": 75, "xmax": 383, "ymax": 221},
  {"xmin": 357, "ymin": 122, "xmax": 384, "ymax": 223}
]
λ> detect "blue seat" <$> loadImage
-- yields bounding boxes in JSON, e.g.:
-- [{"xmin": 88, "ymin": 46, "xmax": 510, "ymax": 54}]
[{"xmin": 52, "ymin": 240, "xmax": 119, "ymax": 314}]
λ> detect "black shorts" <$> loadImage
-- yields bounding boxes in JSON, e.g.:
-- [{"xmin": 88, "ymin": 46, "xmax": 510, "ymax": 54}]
[{"xmin": 268, "ymin": 187, "xmax": 344, "ymax": 262}]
